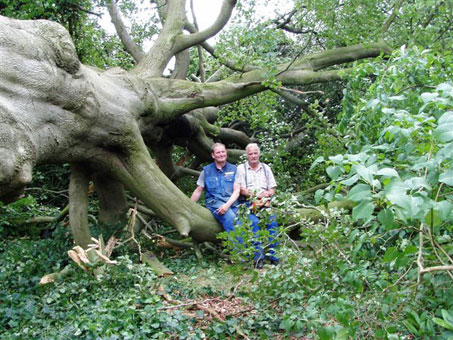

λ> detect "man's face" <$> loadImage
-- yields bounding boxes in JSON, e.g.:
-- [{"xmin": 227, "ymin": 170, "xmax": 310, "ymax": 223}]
[
  {"xmin": 211, "ymin": 145, "xmax": 227, "ymax": 164},
  {"xmin": 246, "ymin": 146, "xmax": 260, "ymax": 166}
]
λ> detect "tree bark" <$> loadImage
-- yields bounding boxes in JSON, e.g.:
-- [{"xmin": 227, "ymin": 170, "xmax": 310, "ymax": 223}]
[
  {"xmin": 93, "ymin": 174, "xmax": 128, "ymax": 225},
  {"xmin": 69, "ymin": 163, "xmax": 92, "ymax": 248},
  {"xmin": 90, "ymin": 144, "xmax": 222, "ymax": 241}
]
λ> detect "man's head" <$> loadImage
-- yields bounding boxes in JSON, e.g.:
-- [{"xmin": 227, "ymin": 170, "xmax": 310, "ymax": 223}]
[
  {"xmin": 245, "ymin": 143, "xmax": 260, "ymax": 168},
  {"xmin": 211, "ymin": 143, "xmax": 227, "ymax": 167}
]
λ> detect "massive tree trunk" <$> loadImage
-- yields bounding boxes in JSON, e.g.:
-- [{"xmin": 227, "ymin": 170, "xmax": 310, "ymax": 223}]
[{"xmin": 0, "ymin": 5, "xmax": 391, "ymax": 244}]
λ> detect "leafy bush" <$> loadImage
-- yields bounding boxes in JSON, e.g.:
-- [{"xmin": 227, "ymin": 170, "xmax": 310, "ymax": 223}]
[{"xmin": 307, "ymin": 47, "xmax": 453, "ymax": 338}]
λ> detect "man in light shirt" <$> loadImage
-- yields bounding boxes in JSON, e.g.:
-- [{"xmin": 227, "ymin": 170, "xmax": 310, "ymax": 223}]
[{"xmin": 235, "ymin": 143, "xmax": 279, "ymax": 268}]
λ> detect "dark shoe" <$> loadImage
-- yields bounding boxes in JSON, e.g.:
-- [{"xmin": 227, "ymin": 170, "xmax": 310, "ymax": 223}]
[
  {"xmin": 254, "ymin": 259, "xmax": 264, "ymax": 269},
  {"xmin": 269, "ymin": 259, "xmax": 280, "ymax": 266}
]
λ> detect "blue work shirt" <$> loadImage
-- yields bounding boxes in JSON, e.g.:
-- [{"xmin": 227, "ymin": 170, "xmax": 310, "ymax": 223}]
[{"xmin": 202, "ymin": 162, "xmax": 237, "ymax": 208}]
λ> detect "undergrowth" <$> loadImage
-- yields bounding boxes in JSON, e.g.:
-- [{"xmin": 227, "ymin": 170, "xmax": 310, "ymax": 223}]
[{"xmin": 1, "ymin": 211, "xmax": 452, "ymax": 339}]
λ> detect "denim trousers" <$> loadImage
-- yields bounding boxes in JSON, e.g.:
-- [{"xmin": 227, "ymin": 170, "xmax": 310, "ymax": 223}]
[
  {"xmin": 207, "ymin": 201, "xmax": 238, "ymax": 234},
  {"xmin": 247, "ymin": 211, "xmax": 279, "ymax": 261},
  {"xmin": 208, "ymin": 201, "xmax": 279, "ymax": 261}
]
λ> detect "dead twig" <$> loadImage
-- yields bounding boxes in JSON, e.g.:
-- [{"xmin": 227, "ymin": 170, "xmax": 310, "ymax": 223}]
[{"xmin": 157, "ymin": 297, "xmax": 221, "ymax": 311}]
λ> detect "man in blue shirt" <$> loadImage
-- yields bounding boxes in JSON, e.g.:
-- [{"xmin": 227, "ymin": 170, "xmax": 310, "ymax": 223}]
[{"xmin": 191, "ymin": 143, "xmax": 240, "ymax": 234}]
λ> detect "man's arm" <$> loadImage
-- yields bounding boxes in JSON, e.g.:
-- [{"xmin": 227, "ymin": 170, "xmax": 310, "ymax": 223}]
[
  {"xmin": 257, "ymin": 164, "xmax": 277, "ymax": 198},
  {"xmin": 191, "ymin": 170, "xmax": 205, "ymax": 202},
  {"xmin": 240, "ymin": 186, "xmax": 251, "ymax": 197},
  {"xmin": 191, "ymin": 186, "xmax": 204, "ymax": 202},
  {"xmin": 217, "ymin": 182, "xmax": 240, "ymax": 215},
  {"xmin": 236, "ymin": 164, "xmax": 251, "ymax": 197}
]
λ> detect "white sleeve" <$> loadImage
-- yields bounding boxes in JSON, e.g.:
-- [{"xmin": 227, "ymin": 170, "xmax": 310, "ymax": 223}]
[
  {"xmin": 265, "ymin": 164, "xmax": 277, "ymax": 188},
  {"xmin": 196, "ymin": 170, "xmax": 205, "ymax": 187},
  {"xmin": 235, "ymin": 163, "xmax": 246, "ymax": 187}
]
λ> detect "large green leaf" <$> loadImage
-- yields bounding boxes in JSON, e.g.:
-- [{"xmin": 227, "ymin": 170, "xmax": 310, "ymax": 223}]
[
  {"xmin": 386, "ymin": 193, "xmax": 412, "ymax": 211},
  {"xmin": 382, "ymin": 247, "xmax": 400, "ymax": 263},
  {"xmin": 439, "ymin": 111, "xmax": 453, "ymax": 125},
  {"xmin": 405, "ymin": 177, "xmax": 432, "ymax": 191},
  {"xmin": 425, "ymin": 209, "xmax": 443, "ymax": 227},
  {"xmin": 433, "ymin": 318, "xmax": 453, "ymax": 331},
  {"xmin": 346, "ymin": 152, "xmax": 369, "ymax": 163},
  {"xmin": 352, "ymin": 201, "xmax": 375, "ymax": 221},
  {"xmin": 403, "ymin": 320, "xmax": 420, "ymax": 335},
  {"xmin": 442, "ymin": 309, "xmax": 453, "ymax": 325},
  {"xmin": 437, "ymin": 83, "xmax": 453, "ymax": 93},
  {"xmin": 329, "ymin": 154, "xmax": 344, "ymax": 165},
  {"xmin": 354, "ymin": 164, "xmax": 375, "ymax": 184},
  {"xmin": 318, "ymin": 326, "xmax": 336, "ymax": 340},
  {"xmin": 378, "ymin": 209, "xmax": 395, "ymax": 230},
  {"xmin": 436, "ymin": 143, "xmax": 453, "ymax": 163},
  {"xmin": 434, "ymin": 124, "xmax": 453, "ymax": 142},
  {"xmin": 347, "ymin": 183, "xmax": 372, "ymax": 202},
  {"xmin": 384, "ymin": 178, "xmax": 410, "ymax": 194},
  {"xmin": 420, "ymin": 92, "xmax": 439, "ymax": 103},
  {"xmin": 433, "ymin": 200, "xmax": 453, "ymax": 220},
  {"xmin": 335, "ymin": 328, "xmax": 349, "ymax": 340},
  {"xmin": 386, "ymin": 193, "xmax": 426, "ymax": 219},
  {"xmin": 377, "ymin": 168, "xmax": 399, "ymax": 178},
  {"xmin": 434, "ymin": 111, "xmax": 453, "ymax": 142},
  {"xmin": 341, "ymin": 174, "xmax": 359, "ymax": 186},
  {"xmin": 439, "ymin": 170, "xmax": 453, "ymax": 186},
  {"xmin": 326, "ymin": 165, "xmax": 344, "ymax": 180}
]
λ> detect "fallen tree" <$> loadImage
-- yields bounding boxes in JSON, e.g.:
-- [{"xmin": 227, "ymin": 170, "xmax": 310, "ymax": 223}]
[{"xmin": 0, "ymin": 0, "xmax": 397, "ymax": 247}]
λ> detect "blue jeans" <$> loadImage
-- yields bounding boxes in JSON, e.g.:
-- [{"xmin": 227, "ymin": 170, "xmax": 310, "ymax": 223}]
[
  {"xmin": 207, "ymin": 201, "xmax": 238, "ymax": 234},
  {"xmin": 248, "ymin": 212, "xmax": 279, "ymax": 261}
]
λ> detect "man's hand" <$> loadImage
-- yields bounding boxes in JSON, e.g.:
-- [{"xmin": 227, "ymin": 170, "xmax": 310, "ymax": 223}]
[
  {"xmin": 216, "ymin": 204, "xmax": 229, "ymax": 215},
  {"xmin": 257, "ymin": 190, "xmax": 273, "ymax": 199}
]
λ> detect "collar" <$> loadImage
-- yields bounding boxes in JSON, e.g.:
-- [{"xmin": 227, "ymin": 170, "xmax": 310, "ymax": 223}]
[
  {"xmin": 246, "ymin": 162, "xmax": 263, "ymax": 171},
  {"xmin": 215, "ymin": 161, "xmax": 228, "ymax": 171}
]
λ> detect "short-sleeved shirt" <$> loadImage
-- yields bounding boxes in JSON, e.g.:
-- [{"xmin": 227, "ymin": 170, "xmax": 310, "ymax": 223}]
[
  {"xmin": 196, "ymin": 170, "xmax": 206, "ymax": 187},
  {"xmin": 235, "ymin": 162, "xmax": 276, "ymax": 196}
]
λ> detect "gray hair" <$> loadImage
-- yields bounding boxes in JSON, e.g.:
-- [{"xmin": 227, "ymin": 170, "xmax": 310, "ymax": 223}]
[
  {"xmin": 211, "ymin": 142, "xmax": 226, "ymax": 152},
  {"xmin": 245, "ymin": 143, "xmax": 260, "ymax": 154}
]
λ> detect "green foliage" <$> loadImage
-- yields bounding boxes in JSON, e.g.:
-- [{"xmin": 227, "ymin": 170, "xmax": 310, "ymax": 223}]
[
  {"xmin": 0, "ymin": 228, "xmax": 210, "ymax": 339},
  {"xmin": 215, "ymin": 0, "xmax": 293, "ymax": 70},
  {"xmin": 76, "ymin": 22, "xmax": 136, "ymax": 69},
  {"xmin": 217, "ymin": 83, "xmax": 346, "ymax": 194},
  {"xmin": 0, "ymin": 0, "xmax": 91, "ymax": 24},
  {"xmin": 217, "ymin": 92, "xmax": 281, "ymax": 131},
  {"xmin": 2, "ymin": 206, "xmax": 452, "ymax": 339},
  {"xmin": 289, "ymin": 0, "xmax": 389, "ymax": 49},
  {"xmin": 316, "ymin": 48, "xmax": 453, "ymax": 227},
  {"xmin": 297, "ymin": 47, "xmax": 453, "ymax": 338},
  {"xmin": 387, "ymin": 0, "xmax": 453, "ymax": 51},
  {"xmin": 0, "ymin": 195, "xmax": 61, "ymax": 238},
  {"xmin": 217, "ymin": 203, "xmax": 283, "ymax": 263},
  {"xmin": 28, "ymin": 164, "xmax": 70, "ymax": 206},
  {"xmin": 433, "ymin": 309, "xmax": 453, "ymax": 339},
  {"xmin": 243, "ymin": 204, "xmax": 453, "ymax": 339}
]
